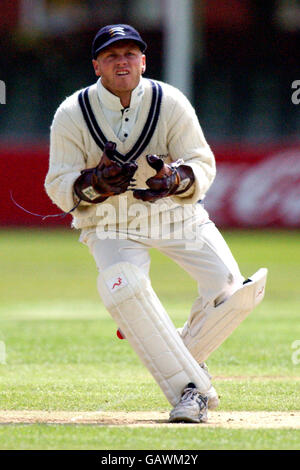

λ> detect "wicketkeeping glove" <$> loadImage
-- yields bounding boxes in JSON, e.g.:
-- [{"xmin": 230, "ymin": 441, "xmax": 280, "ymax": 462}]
[
  {"xmin": 74, "ymin": 141, "xmax": 137, "ymax": 203},
  {"xmin": 133, "ymin": 154, "xmax": 195, "ymax": 203}
]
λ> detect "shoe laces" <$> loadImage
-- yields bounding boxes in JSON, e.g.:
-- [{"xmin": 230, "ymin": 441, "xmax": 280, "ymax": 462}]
[
  {"xmin": 181, "ymin": 388, "xmax": 198, "ymax": 403},
  {"xmin": 181, "ymin": 384, "xmax": 207, "ymax": 408}
]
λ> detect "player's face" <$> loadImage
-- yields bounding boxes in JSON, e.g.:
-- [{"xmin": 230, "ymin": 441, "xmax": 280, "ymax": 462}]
[{"xmin": 93, "ymin": 41, "xmax": 146, "ymax": 106}]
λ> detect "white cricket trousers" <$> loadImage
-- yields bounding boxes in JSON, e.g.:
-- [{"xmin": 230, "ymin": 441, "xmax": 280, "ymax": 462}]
[{"xmin": 80, "ymin": 220, "xmax": 244, "ymax": 326}]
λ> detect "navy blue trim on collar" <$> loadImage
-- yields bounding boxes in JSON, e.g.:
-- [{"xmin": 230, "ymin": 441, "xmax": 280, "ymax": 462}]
[
  {"xmin": 78, "ymin": 79, "xmax": 162, "ymax": 163},
  {"xmin": 78, "ymin": 88, "xmax": 106, "ymax": 150}
]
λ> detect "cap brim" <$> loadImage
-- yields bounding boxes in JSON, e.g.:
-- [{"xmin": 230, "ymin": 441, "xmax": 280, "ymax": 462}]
[{"xmin": 93, "ymin": 36, "xmax": 147, "ymax": 58}]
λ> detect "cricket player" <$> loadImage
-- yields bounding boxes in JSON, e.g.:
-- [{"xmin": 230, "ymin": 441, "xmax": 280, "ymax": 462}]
[{"xmin": 45, "ymin": 24, "xmax": 267, "ymax": 423}]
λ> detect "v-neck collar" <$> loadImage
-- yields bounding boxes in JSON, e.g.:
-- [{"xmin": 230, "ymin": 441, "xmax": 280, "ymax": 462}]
[
  {"xmin": 78, "ymin": 78, "xmax": 163, "ymax": 163},
  {"xmin": 93, "ymin": 79, "xmax": 149, "ymax": 149},
  {"xmin": 97, "ymin": 78, "xmax": 145, "ymax": 112}
]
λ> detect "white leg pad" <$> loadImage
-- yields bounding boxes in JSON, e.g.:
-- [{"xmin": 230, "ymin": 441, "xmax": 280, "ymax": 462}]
[
  {"xmin": 97, "ymin": 262, "xmax": 211, "ymax": 406},
  {"xmin": 180, "ymin": 268, "xmax": 268, "ymax": 363}
]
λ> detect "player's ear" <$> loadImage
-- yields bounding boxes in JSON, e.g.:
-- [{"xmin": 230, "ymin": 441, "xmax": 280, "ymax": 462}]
[
  {"xmin": 92, "ymin": 59, "xmax": 101, "ymax": 77},
  {"xmin": 141, "ymin": 55, "xmax": 146, "ymax": 74}
]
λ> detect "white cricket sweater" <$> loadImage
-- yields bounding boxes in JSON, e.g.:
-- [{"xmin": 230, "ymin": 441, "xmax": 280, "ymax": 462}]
[{"xmin": 45, "ymin": 77, "xmax": 216, "ymax": 230}]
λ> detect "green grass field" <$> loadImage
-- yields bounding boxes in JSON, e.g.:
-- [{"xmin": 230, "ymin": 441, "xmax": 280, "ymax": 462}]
[{"xmin": 0, "ymin": 228, "xmax": 299, "ymax": 450}]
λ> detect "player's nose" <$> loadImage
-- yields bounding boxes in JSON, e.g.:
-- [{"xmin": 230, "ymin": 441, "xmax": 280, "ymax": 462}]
[{"xmin": 116, "ymin": 54, "xmax": 128, "ymax": 66}]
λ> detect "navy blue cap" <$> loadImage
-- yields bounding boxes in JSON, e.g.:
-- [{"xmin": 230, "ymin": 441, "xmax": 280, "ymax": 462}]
[{"xmin": 92, "ymin": 24, "xmax": 147, "ymax": 59}]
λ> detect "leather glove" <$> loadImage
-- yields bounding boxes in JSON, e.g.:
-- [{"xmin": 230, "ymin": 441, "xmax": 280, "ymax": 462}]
[
  {"xmin": 133, "ymin": 155, "xmax": 194, "ymax": 203},
  {"xmin": 74, "ymin": 141, "xmax": 137, "ymax": 203}
]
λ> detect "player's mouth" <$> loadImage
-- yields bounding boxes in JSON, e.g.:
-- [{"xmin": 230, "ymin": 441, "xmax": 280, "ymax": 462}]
[{"xmin": 116, "ymin": 70, "xmax": 130, "ymax": 76}]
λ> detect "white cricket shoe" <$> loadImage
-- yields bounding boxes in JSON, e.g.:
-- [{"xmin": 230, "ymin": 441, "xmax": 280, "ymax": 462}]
[{"xmin": 169, "ymin": 383, "xmax": 208, "ymax": 423}]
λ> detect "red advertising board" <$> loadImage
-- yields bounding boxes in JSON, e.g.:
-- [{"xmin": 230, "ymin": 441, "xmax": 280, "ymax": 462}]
[
  {"xmin": 204, "ymin": 143, "xmax": 300, "ymax": 228},
  {"xmin": 1, "ymin": 142, "xmax": 300, "ymax": 228},
  {"xmin": 0, "ymin": 142, "xmax": 71, "ymax": 227}
]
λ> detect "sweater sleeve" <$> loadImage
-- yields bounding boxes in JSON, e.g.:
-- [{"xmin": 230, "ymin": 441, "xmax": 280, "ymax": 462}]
[
  {"xmin": 45, "ymin": 105, "xmax": 89, "ymax": 213},
  {"xmin": 166, "ymin": 90, "xmax": 216, "ymax": 205}
]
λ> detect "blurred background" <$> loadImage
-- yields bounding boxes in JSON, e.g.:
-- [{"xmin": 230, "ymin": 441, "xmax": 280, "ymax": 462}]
[
  {"xmin": 0, "ymin": 0, "xmax": 300, "ymax": 228},
  {"xmin": 1, "ymin": 4, "xmax": 300, "ymax": 438}
]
